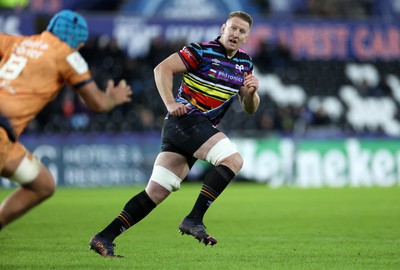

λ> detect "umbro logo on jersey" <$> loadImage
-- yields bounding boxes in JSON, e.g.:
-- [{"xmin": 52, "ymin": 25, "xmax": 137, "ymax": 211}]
[{"xmin": 212, "ymin": 58, "xmax": 220, "ymax": 65}]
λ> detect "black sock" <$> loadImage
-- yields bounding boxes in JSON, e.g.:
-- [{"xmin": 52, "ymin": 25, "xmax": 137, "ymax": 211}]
[
  {"xmin": 0, "ymin": 223, "xmax": 3, "ymax": 231},
  {"xmin": 187, "ymin": 165, "xmax": 235, "ymax": 221},
  {"xmin": 98, "ymin": 190, "xmax": 156, "ymax": 241}
]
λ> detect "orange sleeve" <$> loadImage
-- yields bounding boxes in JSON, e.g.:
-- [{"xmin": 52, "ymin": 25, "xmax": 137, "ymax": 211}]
[
  {"xmin": 59, "ymin": 50, "xmax": 92, "ymax": 89},
  {"xmin": 0, "ymin": 32, "xmax": 92, "ymax": 136}
]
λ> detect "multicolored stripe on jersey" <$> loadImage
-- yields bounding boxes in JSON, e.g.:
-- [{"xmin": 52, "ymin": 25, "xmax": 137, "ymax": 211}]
[{"xmin": 177, "ymin": 37, "xmax": 254, "ymax": 126}]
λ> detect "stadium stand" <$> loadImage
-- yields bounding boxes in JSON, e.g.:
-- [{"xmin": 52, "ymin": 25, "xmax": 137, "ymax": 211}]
[{"xmin": 2, "ymin": 0, "xmax": 400, "ymax": 138}]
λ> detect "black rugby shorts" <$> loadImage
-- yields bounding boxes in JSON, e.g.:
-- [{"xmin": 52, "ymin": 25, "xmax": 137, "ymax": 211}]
[{"xmin": 161, "ymin": 113, "xmax": 219, "ymax": 167}]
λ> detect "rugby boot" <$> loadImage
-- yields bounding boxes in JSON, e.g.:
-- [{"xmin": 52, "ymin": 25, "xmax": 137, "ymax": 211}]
[
  {"xmin": 178, "ymin": 217, "xmax": 217, "ymax": 246},
  {"xmin": 89, "ymin": 235, "xmax": 123, "ymax": 258}
]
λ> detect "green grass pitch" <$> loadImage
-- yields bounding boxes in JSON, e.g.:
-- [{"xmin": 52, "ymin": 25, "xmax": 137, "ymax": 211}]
[{"xmin": 0, "ymin": 183, "xmax": 399, "ymax": 270}]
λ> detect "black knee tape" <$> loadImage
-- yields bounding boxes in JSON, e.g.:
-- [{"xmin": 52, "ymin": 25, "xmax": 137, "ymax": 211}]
[
  {"xmin": 204, "ymin": 164, "xmax": 235, "ymax": 187},
  {"xmin": 214, "ymin": 165, "xmax": 235, "ymax": 183}
]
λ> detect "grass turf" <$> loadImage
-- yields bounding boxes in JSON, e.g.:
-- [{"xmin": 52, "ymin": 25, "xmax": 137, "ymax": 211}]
[{"xmin": 0, "ymin": 183, "xmax": 399, "ymax": 270}]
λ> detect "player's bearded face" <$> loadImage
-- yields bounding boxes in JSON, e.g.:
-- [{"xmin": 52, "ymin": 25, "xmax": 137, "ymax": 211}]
[{"xmin": 220, "ymin": 17, "xmax": 250, "ymax": 56}]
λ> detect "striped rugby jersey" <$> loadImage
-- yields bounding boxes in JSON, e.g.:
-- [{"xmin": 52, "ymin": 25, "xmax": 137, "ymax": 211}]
[
  {"xmin": 0, "ymin": 31, "xmax": 92, "ymax": 136},
  {"xmin": 177, "ymin": 37, "xmax": 254, "ymax": 126}
]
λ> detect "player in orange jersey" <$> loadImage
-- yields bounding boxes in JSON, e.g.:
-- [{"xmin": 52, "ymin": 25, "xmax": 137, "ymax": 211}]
[{"xmin": 0, "ymin": 10, "xmax": 132, "ymax": 231}]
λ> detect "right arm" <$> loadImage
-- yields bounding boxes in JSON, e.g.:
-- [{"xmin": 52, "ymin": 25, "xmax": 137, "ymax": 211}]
[
  {"xmin": 75, "ymin": 79, "xmax": 132, "ymax": 113},
  {"xmin": 63, "ymin": 50, "xmax": 132, "ymax": 113},
  {"xmin": 153, "ymin": 53, "xmax": 188, "ymax": 116}
]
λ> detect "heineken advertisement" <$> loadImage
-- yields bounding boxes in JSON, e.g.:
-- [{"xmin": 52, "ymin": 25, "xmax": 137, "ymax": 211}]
[
  {"xmin": 236, "ymin": 137, "xmax": 400, "ymax": 187},
  {"xmin": 1, "ymin": 135, "xmax": 399, "ymax": 188}
]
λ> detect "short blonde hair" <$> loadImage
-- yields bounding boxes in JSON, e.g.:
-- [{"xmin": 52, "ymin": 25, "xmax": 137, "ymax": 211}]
[{"xmin": 227, "ymin": 11, "xmax": 253, "ymax": 28}]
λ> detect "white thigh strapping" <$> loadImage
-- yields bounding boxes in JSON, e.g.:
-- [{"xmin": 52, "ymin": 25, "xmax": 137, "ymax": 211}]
[
  {"xmin": 150, "ymin": 165, "xmax": 182, "ymax": 192},
  {"xmin": 10, "ymin": 154, "xmax": 42, "ymax": 185},
  {"xmin": 205, "ymin": 138, "xmax": 238, "ymax": 165}
]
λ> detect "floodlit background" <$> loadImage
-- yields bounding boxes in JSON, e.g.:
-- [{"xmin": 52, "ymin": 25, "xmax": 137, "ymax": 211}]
[
  {"xmin": 1, "ymin": 0, "xmax": 400, "ymax": 188},
  {"xmin": 1, "ymin": 2, "xmax": 399, "ymax": 269}
]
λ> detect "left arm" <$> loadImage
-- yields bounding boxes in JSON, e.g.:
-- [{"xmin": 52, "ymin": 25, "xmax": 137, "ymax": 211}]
[{"xmin": 238, "ymin": 72, "xmax": 260, "ymax": 114}]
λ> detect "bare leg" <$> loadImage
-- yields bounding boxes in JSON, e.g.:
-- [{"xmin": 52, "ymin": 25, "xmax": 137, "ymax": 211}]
[
  {"xmin": 145, "ymin": 180, "xmax": 171, "ymax": 205},
  {"xmin": 0, "ymin": 128, "xmax": 11, "ymax": 174},
  {"xmin": 0, "ymin": 166, "xmax": 56, "ymax": 226},
  {"xmin": 145, "ymin": 151, "xmax": 190, "ymax": 204},
  {"xmin": 89, "ymin": 151, "xmax": 190, "ymax": 257},
  {"xmin": 179, "ymin": 133, "xmax": 243, "ymax": 245}
]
